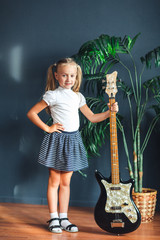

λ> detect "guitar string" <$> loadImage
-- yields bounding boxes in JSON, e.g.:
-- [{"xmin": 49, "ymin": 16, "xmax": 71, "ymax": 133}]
[
  {"xmin": 111, "ymin": 108, "xmax": 119, "ymax": 221},
  {"xmin": 111, "ymin": 111, "xmax": 119, "ymax": 184},
  {"xmin": 114, "ymin": 112, "xmax": 119, "ymax": 221},
  {"xmin": 108, "ymin": 76, "xmax": 121, "ymax": 222},
  {"xmin": 111, "ymin": 111, "xmax": 117, "ymax": 220}
]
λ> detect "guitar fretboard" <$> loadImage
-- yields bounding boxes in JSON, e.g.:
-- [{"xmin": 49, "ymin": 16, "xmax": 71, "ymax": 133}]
[{"xmin": 109, "ymin": 98, "xmax": 119, "ymax": 184}]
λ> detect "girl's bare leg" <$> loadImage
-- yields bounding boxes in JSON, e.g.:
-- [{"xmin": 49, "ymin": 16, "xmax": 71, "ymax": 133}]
[
  {"xmin": 47, "ymin": 168, "xmax": 61, "ymax": 213},
  {"xmin": 47, "ymin": 168, "xmax": 62, "ymax": 233},
  {"xmin": 59, "ymin": 171, "xmax": 78, "ymax": 232},
  {"xmin": 59, "ymin": 171, "xmax": 73, "ymax": 213}
]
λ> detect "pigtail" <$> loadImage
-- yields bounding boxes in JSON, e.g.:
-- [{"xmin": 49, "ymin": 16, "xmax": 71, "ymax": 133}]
[
  {"xmin": 72, "ymin": 64, "xmax": 82, "ymax": 92},
  {"xmin": 45, "ymin": 63, "xmax": 57, "ymax": 92},
  {"xmin": 45, "ymin": 63, "xmax": 57, "ymax": 115}
]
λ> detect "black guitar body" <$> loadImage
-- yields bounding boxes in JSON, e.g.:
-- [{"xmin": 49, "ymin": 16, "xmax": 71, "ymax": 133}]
[{"xmin": 94, "ymin": 171, "xmax": 141, "ymax": 234}]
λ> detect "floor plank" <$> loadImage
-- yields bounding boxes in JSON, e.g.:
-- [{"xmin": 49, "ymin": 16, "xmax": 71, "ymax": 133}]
[{"xmin": 0, "ymin": 203, "xmax": 160, "ymax": 240}]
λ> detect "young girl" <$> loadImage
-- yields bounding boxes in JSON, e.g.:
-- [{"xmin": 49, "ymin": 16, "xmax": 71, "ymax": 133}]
[{"xmin": 27, "ymin": 58, "xmax": 118, "ymax": 234}]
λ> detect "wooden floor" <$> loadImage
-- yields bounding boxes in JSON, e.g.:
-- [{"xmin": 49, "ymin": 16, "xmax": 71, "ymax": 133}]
[{"xmin": 0, "ymin": 203, "xmax": 160, "ymax": 240}]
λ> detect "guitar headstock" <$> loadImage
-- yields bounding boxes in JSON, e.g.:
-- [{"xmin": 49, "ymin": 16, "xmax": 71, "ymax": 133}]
[{"xmin": 105, "ymin": 71, "xmax": 118, "ymax": 98}]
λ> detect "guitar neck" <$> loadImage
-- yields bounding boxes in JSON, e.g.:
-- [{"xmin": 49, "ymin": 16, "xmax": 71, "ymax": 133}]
[{"xmin": 109, "ymin": 97, "xmax": 120, "ymax": 184}]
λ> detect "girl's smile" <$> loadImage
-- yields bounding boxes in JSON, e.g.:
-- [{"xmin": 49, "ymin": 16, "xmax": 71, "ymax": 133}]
[{"xmin": 54, "ymin": 64, "xmax": 77, "ymax": 89}]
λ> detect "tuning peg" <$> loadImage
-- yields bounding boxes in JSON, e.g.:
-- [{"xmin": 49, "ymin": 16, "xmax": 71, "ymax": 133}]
[
  {"xmin": 117, "ymin": 78, "xmax": 122, "ymax": 87},
  {"xmin": 117, "ymin": 78, "xmax": 122, "ymax": 82},
  {"xmin": 102, "ymin": 79, "xmax": 106, "ymax": 83}
]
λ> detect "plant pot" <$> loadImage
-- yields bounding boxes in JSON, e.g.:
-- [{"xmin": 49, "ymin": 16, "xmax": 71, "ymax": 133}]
[{"xmin": 132, "ymin": 188, "xmax": 157, "ymax": 223}]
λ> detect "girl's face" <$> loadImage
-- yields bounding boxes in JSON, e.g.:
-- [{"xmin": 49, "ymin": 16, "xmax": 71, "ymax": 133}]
[{"xmin": 54, "ymin": 64, "xmax": 77, "ymax": 89}]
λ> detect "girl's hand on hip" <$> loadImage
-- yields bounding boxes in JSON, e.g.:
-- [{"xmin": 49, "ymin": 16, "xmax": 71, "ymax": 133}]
[{"xmin": 48, "ymin": 123, "xmax": 64, "ymax": 133}]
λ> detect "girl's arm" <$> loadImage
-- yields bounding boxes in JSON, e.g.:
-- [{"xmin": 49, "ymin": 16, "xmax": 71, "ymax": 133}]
[
  {"xmin": 27, "ymin": 100, "xmax": 64, "ymax": 133},
  {"xmin": 80, "ymin": 102, "xmax": 118, "ymax": 123}
]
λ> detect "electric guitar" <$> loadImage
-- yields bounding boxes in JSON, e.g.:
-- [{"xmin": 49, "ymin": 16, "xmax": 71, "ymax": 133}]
[{"xmin": 94, "ymin": 71, "xmax": 141, "ymax": 234}]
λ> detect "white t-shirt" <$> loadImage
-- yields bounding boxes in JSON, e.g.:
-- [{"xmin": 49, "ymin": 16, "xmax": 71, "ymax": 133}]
[{"xmin": 43, "ymin": 86, "xmax": 86, "ymax": 132}]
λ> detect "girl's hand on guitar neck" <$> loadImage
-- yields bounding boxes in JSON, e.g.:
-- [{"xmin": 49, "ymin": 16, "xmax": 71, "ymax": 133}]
[{"xmin": 108, "ymin": 102, "xmax": 119, "ymax": 113}]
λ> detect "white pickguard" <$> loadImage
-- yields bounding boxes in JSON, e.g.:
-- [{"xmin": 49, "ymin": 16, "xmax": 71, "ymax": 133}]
[{"xmin": 101, "ymin": 180, "xmax": 138, "ymax": 223}]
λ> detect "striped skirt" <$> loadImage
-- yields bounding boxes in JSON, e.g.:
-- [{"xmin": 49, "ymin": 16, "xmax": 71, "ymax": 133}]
[{"xmin": 38, "ymin": 130, "xmax": 88, "ymax": 172}]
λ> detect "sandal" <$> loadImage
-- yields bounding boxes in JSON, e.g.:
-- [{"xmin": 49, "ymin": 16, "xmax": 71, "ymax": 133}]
[
  {"xmin": 60, "ymin": 218, "xmax": 78, "ymax": 233},
  {"xmin": 47, "ymin": 218, "xmax": 62, "ymax": 233}
]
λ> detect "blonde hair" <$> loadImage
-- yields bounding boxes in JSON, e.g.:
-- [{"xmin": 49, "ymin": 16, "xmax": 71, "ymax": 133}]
[{"xmin": 45, "ymin": 58, "xmax": 82, "ymax": 93}]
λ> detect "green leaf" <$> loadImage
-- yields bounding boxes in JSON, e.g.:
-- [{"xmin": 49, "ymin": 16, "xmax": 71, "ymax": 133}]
[
  {"xmin": 117, "ymin": 79, "xmax": 133, "ymax": 97},
  {"xmin": 151, "ymin": 104, "xmax": 160, "ymax": 115},
  {"xmin": 140, "ymin": 46, "xmax": 160, "ymax": 68},
  {"xmin": 83, "ymin": 73, "xmax": 106, "ymax": 97},
  {"xmin": 127, "ymin": 36, "xmax": 132, "ymax": 49},
  {"xmin": 129, "ymin": 33, "xmax": 141, "ymax": 50},
  {"xmin": 143, "ymin": 76, "xmax": 160, "ymax": 104}
]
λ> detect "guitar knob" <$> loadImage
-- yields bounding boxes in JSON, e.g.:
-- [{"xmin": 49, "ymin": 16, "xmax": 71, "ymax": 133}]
[{"xmin": 123, "ymin": 202, "xmax": 129, "ymax": 206}]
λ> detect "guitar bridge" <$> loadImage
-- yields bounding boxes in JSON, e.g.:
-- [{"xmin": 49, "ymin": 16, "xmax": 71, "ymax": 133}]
[
  {"xmin": 111, "ymin": 206, "xmax": 122, "ymax": 210},
  {"xmin": 110, "ymin": 187, "xmax": 121, "ymax": 190},
  {"xmin": 111, "ymin": 219, "xmax": 125, "ymax": 228}
]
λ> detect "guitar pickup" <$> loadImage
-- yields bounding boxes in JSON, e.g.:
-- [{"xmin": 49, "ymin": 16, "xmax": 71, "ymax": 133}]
[
  {"xmin": 111, "ymin": 219, "xmax": 125, "ymax": 228},
  {"xmin": 110, "ymin": 187, "xmax": 121, "ymax": 190},
  {"xmin": 111, "ymin": 206, "xmax": 122, "ymax": 210}
]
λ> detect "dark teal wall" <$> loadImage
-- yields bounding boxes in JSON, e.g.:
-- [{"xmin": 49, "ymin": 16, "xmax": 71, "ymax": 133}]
[{"xmin": 0, "ymin": 0, "xmax": 160, "ymax": 209}]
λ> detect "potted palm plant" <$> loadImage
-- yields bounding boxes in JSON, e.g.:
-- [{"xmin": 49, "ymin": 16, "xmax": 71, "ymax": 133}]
[{"xmin": 73, "ymin": 33, "xmax": 160, "ymax": 222}]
